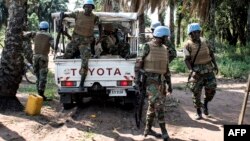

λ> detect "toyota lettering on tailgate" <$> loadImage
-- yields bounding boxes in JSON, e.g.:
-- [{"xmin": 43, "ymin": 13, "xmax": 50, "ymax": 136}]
[{"xmin": 67, "ymin": 68, "xmax": 122, "ymax": 76}]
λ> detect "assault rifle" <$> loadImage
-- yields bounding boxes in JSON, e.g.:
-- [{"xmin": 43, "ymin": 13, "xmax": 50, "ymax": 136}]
[
  {"xmin": 134, "ymin": 69, "xmax": 146, "ymax": 128},
  {"xmin": 55, "ymin": 12, "xmax": 72, "ymax": 53}
]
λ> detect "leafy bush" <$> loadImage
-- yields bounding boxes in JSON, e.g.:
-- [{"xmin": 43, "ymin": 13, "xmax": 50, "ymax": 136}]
[
  {"xmin": 27, "ymin": 13, "xmax": 39, "ymax": 31},
  {"xmin": 216, "ymin": 43, "xmax": 250, "ymax": 79},
  {"xmin": 170, "ymin": 58, "xmax": 188, "ymax": 73},
  {"xmin": 217, "ymin": 55, "xmax": 250, "ymax": 79}
]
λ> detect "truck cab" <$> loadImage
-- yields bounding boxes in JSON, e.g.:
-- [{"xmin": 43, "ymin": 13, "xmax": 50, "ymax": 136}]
[{"xmin": 51, "ymin": 12, "xmax": 139, "ymax": 109}]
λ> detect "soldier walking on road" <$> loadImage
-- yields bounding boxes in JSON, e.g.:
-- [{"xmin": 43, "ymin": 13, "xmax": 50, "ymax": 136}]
[
  {"xmin": 183, "ymin": 23, "xmax": 218, "ymax": 120},
  {"xmin": 62, "ymin": 0, "xmax": 101, "ymax": 89},
  {"xmin": 33, "ymin": 21, "xmax": 54, "ymax": 100},
  {"xmin": 150, "ymin": 21, "xmax": 177, "ymax": 94},
  {"xmin": 138, "ymin": 26, "xmax": 171, "ymax": 141}
]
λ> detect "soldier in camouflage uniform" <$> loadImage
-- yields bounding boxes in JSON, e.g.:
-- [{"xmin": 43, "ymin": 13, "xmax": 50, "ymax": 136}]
[
  {"xmin": 98, "ymin": 25, "xmax": 131, "ymax": 58},
  {"xmin": 32, "ymin": 21, "xmax": 54, "ymax": 100},
  {"xmin": 63, "ymin": 0, "xmax": 100, "ymax": 89},
  {"xmin": 139, "ymin": 26, "xmax": 171, "ymax": 141},
  {"xmin": 109, "ymin": 31, "xmax": 131, "ymax": 58},
  {"xmin": 183, "ymin": 23, "xmax": 218, "ymax": 120},
  {"xmin": 100, "ymin": 25, "xmax": 117, "ymax": 55},
  {"xmin": 151, "ymin": 21, "xmax": 177, "ymax": 94},
  {"xmin": 117, "ymin": 40, "xmax": 130, "ymax": 58}
]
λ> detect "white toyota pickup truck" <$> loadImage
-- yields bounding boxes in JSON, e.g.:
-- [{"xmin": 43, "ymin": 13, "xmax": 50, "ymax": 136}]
[{"xmin": 51, "ymin": 12, "xmax": 139, "ymax": 109}]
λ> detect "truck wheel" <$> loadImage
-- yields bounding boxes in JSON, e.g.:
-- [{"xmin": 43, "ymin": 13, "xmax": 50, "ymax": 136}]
[
  {"xmin": 120, "ymin": 93, "xmax": 136, "ymax": 110},
  {"xmin": 75, "ymin": 94, "xmax": 84, "ymax": 108},
  {"xmin": 63, "ymin": 103, "xmax": 74, "ymax": 110}
]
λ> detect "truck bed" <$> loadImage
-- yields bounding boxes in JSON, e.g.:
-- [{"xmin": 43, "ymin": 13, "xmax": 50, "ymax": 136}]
[{"xmin": 54, "ymin": 56, "xmax": 136, "ymax": 88}]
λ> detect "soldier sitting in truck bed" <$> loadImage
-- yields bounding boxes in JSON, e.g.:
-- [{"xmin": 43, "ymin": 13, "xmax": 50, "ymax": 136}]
[{"xmin": 96, "ymin": 24, "xmax": 116, "ymax": 55}]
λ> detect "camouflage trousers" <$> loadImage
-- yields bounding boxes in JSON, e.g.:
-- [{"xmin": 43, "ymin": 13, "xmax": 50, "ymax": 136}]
[
  {"xmin": 33, "ymin": 54, "xmax": 48, "ymax": 91},
  {"xmin": 64, "ymin": 34, "xmax": 93, "ymax": 77},
  {"xmin": 188, "ymin": 72, "xmax": 217, "ymax": 108},
  {"xmin": 145, "ymin": 75, "xmax": 166, "ymax": 125}
]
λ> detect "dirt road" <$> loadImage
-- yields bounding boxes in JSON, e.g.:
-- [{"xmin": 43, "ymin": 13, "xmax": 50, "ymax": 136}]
[{"xmin": 0, "ymin": 56, "xmax": 249, "ymax": 141}]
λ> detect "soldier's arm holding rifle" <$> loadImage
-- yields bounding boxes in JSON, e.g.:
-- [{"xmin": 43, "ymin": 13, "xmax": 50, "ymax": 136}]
[
  {"xmin": 183, "ymin": 46, "xmax": 196, "ymax": 92},
  {"xmin": 183, "ymin": 46, "xmax": 194, "ymax": 81},
  {"xmin": 185, "ymin": 56, "xmax": 193, "ymax": 80}
]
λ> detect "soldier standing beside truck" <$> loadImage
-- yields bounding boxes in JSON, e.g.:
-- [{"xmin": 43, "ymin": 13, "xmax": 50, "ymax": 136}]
[
  {"xmin": 183, "ymin": 23, "xmax": 218, "ymax": 120},
  {"xmin": 150, "ymin": 21, "xmax": 177, "ymax": 94},
  {"xmin": 33, "ymin": 21, "xmax": 54, "ymax": 100},
  {"xmin": 138, "ymin": 26, "xmax": 171, "ymax": 141},
  {"xmin": 62, "ymin": 0, "xmax": 101, "ymax": 89}
]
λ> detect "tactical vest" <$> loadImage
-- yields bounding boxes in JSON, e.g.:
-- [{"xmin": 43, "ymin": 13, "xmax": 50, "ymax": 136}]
[
  {"xmin": 187, "ymin": 37, "xmax": 212, "ymax": 64},
  {"xmin": 144, "ymin": 41, "xmax": 168, "ymax": 74},
  {"xmin": 34, "ymin": 32, "xmax": 51, "ymax": 55},
  {"xmin": 74, "ymin": 12, "xmax": 96, "ymax": 37}
]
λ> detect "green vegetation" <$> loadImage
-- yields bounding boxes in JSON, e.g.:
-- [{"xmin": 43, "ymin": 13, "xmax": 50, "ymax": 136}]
[
  {"xmin": 18, "ymin": 71, "xmax": 57, "ymax": 99},
  {"xmin": 170, "ymin": 57, "xmax": 188, "ymax": 73},
  {"xmin": 216, "ymin": 43, "xmax": 250, "ymax": 79},
  {"xmin": 0, "ymin": 26, "xmax": 5, "ymax": 47},
  {"xmin": 45, "ymin": 71, "xmax": 58, "ymax": 99},
  {"xmin": 27, "ymin": 13, "xmax": 39, "ymax": 31}
]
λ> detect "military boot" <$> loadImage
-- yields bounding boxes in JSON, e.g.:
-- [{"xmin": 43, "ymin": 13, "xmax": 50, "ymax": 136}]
[
  {"xmin": 195, "ymin": 108, "xmax": 202, "ymax": 120},
  {"xmin": 38, "ymin": 90, "xmax": 47, "ymax": 101},
  {"xmin": 144, "ymin": 122, "xmax": 161, "ymax": 138},
  {"xmin": 79, "ymin": 75, "xmax": 85, "ymax": 90},
  {"xmin": 79, "ymin": 81, "xmax": 84, "ymax": 90},
  {"xmin": 203, "ymin": 100, "xmax": 209, "ymax": 116},
  {"xmin": 159, "ymin": 123, "xmax": 169, "ymax": 141}
]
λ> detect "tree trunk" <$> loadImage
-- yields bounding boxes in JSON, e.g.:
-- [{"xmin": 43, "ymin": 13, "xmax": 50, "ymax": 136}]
[
  {"xmin": 139, "ymin": 13, "xmax": 146, "ymax": 44},
  {"xmin": 103, "ymin": 0, "xmax": 120, "ymax": 12},
  {"xmin": 247, "ymin": 1, "xmax": 250, "ymax": 42},
  {"xmin": 0, "ymin": 0, "xmax": 26, "ymax": 112},
  {"xmin": 158, "ymin": 8, "xmax": 165, "ymax": 26},
  {"xmin": 208, "ymin": 0, "xmax": 216, "ymax": 50},
  {"xmin": 176, "ymin": 0, "xmax": 183, "ymax": 47},
  {"xmin": 169, "ymin": 0, "xmax": 175, "ymax": 45},
  {"xmin": 182, "ymin": 26, "xmax": 185, "ymax": 42},
  {"xmin": 176, "ymin": 15, "xmax": 182, "ymax": 47}
]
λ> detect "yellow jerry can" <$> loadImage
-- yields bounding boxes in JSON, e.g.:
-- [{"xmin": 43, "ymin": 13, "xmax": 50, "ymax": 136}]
[{"xmin": 25, "ymin": 94, "xmax": 43, "ymax": 116}]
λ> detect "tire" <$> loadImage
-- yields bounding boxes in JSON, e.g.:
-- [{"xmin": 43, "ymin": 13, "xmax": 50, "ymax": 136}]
[
  {"xmin": 24, "ymin": 64, "xmax": 37, "ymax": 84},
  {"xmin": 120, "ymin": 92, "xmax": 136, "ymax": 110},
  {"xmin": 63, "ymin": 103, "xmax": 74, "ymax": 110},
  {"xmin": 75, "ymin": 94, "xmax": 84, "ymax": 108}
]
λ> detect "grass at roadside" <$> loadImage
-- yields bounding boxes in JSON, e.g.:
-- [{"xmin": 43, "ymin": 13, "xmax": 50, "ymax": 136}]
[{"xmin": 18, "ymin": 71, "xmax": 57, "ymax": 99}]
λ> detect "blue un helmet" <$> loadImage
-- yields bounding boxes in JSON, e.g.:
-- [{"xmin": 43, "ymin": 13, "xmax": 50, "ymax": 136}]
[
  {"xmin": 83, "ymin": 0, "xmax": 95, "ymax": 9},
  {"xmin": 39, "ymin": 21, "xmax": 49, "ymax": 30},
  {"xmin": 153, "ymin": 26, "xmax": 170, "ymax": 38},
  {"xmin": 150, "ymin": 21, "xmax": 162, "ymax": 30},
  {"xmin": 187, "ymin": 23, "xmax": 201, "ymax": 35}
]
